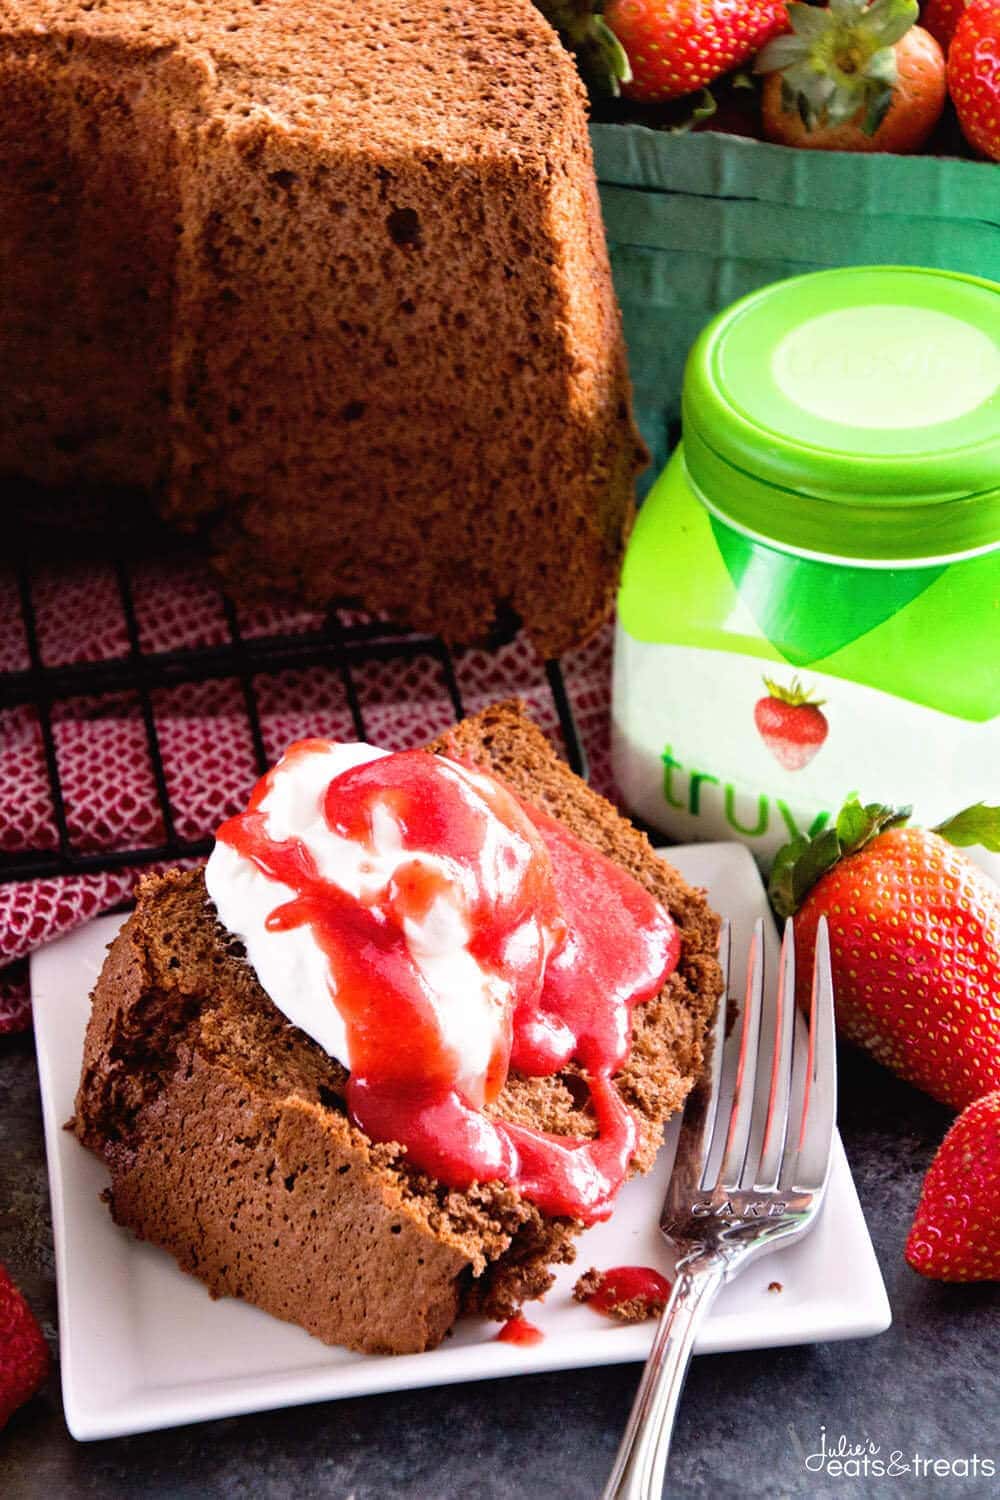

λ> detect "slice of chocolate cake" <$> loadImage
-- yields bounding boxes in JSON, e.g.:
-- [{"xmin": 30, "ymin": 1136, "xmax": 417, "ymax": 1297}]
[{"xmin": 74, "ymin": 703, "xmax": 721, "ymax": 1355}]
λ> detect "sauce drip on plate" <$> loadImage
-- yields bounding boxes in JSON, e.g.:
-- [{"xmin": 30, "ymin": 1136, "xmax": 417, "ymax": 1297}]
[{"xmin": 497, "ymin": 1315, "xmax": 544, "ymax": 1346}]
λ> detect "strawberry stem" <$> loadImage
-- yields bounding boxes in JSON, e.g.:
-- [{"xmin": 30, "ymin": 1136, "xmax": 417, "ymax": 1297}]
[{"xmin": 762, "ymin": 675, "xmax": 826, "ymax": 708}]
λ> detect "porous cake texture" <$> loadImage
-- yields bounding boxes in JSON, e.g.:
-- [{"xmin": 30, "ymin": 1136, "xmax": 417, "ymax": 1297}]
[
  {"xmin": 0, "ymin": 0, "xmax": 646, "ymax": 653},
  {"xmin": 74, "ymin": 703, "xmax": 721, "ymax": 1356}
]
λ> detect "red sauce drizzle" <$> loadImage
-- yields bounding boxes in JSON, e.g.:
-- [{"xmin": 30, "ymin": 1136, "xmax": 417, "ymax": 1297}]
[
  {"xmin": 583, "ymin": 1266, "xmax": 673, "ymax": 1318},
  {"xmin": 217, "ymin": 744, "xmax": 679, "ymax": 1225},
  {"xmin": 497, "ymin": 1315, "xmax": 544, "ymax": 1347}
]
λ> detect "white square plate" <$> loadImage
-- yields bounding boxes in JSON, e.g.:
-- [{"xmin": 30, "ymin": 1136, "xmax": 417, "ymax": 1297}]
[{"xmin": 32, "ymin": 841, "xmax": 890, "ymax": 1441}]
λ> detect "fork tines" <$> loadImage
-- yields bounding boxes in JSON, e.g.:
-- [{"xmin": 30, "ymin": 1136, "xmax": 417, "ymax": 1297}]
[{"xmin": 693, "ymin": 915, "xmax": 836, "ymax": 1202}]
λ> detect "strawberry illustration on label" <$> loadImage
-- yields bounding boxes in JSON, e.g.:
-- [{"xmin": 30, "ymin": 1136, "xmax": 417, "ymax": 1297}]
[{"xmin": 753, "ymin": 677, "xmax": 828, "ymax": 771}]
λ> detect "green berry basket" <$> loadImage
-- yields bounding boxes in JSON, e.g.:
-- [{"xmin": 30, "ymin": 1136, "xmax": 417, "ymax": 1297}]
[{"xmin": 590, "ymin": 123, "xmax": 1000, "ymax": 490}]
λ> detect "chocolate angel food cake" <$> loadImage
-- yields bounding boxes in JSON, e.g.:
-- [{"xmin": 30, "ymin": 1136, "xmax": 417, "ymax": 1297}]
[
  {"xmin": 74, "ymin": 703, "xmax": 721, "ymax": 1355},
  {"xmin": 0, "ymin": 0, "xmax": 645, "ymax": 654}
]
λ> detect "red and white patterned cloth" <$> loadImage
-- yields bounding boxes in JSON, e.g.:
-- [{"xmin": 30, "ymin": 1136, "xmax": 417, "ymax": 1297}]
[{"xmin": 0, "ymin": 557, "xmax": 620, "ymax": 1034}]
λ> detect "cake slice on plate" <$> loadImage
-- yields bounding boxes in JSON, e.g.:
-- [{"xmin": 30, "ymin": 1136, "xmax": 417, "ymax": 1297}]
[{"xmin": 74, "ymin": 703, "xmax": 721, "ymax": 1355}]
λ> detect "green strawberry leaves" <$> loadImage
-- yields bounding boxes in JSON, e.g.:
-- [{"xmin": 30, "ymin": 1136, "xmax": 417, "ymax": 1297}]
[
  {"xmin": 833, "ymin": 795, "xmax": 912, "ymax": 854},
  {"xmin": 762, "ymin": 674, "xmax": 826, "ymax": 708},
  {"xmin": 770, "ymin": 795, "xmax": 1000, "ymax": 917},
  {"xmin": 769, "ymin": 794, "xmax": 911, "ymax": 918},
  {"xmin": 662, "ymin": 88, "xmax": 720, "ymax": 133},
  {"xmin": 864, "ymin": 0, "xmax": 921, "ymax": 47},
  {"xmin": 769, "ymin": 827, "xmax": 841, "ymax": 920},
  {"xmin": 755, "ymin": 0, "xmax": 916, "ymax": 135},
  {"xmin": 588, "ymin": 16, "xmax": 633, "ymax": 94},
  {"xmin": 933, "ymin": 803, "xmax": 1000, "ymax": 853},
  {"xmin": 862, "ymin": 46, "xmax": 898, "ymax": 133},
  {"xmin": 534, "ymin": 1, "xmax": 632, "ymax": 95}
]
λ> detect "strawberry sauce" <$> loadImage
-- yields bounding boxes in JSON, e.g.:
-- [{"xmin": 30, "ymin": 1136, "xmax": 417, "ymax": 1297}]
[
  {"xmin": 581, "ymin": 1266, "xmax": 673, "ymax": 1317},
  {"xmin": 497, "ymin": 1315, "xmax": 544, "ymax": 1347},
  {"xmin": 217, "ymin": 744, "xmax": 679, "ymax": 1224}
]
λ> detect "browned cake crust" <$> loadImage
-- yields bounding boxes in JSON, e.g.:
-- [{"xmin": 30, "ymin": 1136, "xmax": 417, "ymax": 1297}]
[
  {"xmin": 74, "ymin": 703, "xmax": 720, "ymax": 1354},
  {"xmin": 0, "ymin": 0, "xmax": 645, "ymax": 655}
]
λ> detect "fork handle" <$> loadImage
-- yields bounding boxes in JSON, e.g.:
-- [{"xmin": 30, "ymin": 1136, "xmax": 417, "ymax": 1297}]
[{"xmin": 601, "ymin": 1258, "xmax": 726, "ymax": 1500}]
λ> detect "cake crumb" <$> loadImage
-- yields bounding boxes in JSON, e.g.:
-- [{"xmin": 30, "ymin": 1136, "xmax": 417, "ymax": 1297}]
[
  {"xmin": 573, "ymin": 1266, "xmax": 671, "ymax": 1323},
  {"xmin": 574, "ymin": 1268, "xmax": 605, "ymax": 1303},
  {"xmin": 768, "ymin": 1281, "xmax": 783, "ymax": 1293}
]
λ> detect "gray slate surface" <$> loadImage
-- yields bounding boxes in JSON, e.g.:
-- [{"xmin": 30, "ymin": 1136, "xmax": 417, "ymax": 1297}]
[{"xmin": 2, "ymin": 1028, "xmax": 998, "ymax": 1500}]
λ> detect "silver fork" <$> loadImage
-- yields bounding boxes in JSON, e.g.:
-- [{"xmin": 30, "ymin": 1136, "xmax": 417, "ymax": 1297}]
[{"xmin": 603, "ymin": 915, "xmax": 836, "ymax": 1500}]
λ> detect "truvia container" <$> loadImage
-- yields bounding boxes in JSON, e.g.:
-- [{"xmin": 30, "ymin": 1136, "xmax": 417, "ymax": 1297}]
[{"xmin": 612, "ymin": 266, "xmax": 1000, "ymax": 870}]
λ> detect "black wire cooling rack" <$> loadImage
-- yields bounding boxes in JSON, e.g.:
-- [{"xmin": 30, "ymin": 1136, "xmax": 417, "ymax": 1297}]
[{"xmin": 0, "ymin": 558, "xmax": 586, "ymax": 886}]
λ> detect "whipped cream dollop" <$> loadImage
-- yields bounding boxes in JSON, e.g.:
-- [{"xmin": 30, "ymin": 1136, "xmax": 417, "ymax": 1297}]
[
  {"xmin": 205, "ymin": 734, "xmax": 681, "ymax": 1222},
  {"xmin": 205, "ymin": 739, "xmax": 550, "ymax": 1106}
]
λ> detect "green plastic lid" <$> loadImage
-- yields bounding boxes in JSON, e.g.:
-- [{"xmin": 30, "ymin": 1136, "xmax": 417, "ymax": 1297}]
[{"xmin": 681, "ymin": 266, "xmax": 1000, "ymax": 562}]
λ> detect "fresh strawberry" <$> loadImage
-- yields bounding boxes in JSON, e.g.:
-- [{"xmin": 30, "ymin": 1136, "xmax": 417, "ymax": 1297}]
[
  {"xmin": 0, "ymin": 1265, "xmax": 49, "ymax": 1429},
  {"xmin": 604, "ymin": 0, "xmax": 788, "ymax": 101},
  {"xmin": 770, "ymin": 797, "xmax": 1000, "ymax": 1111},
  {"xmin": 949, "ymin": 0, "xmax": 1000, "ymax": 160},
  {"xmin": 921, "ymin": 0, "xmax": 967, "ymax": 51},
  {"xmin": 756, "ymin": 0, "xmax": 947, "ymax": 152},
  {"xmin": 753, "ymin": 676, "xmax": 828, "ymax": 771},
  {"xmin": 906, "ymin": 1092, "xmax": 1000, "ymax": 1281}
]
